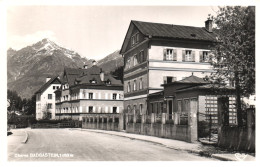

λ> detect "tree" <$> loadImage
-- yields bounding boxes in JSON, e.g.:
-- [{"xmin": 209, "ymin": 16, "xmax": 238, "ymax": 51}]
[{"xmin": 210, "ymin": 6, "xmax": 255, "ymax": 126}]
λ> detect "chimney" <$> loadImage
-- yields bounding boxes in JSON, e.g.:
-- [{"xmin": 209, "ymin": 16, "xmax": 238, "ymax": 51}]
[
  {"xmin": 92, "ymin": 60, "xmax": 97, "ymax": 66},
  {"xmin": 205, "ymin": 18, "xmax": 213, "ymax": 33},
  {"xmin": 83, "ymin": 64, "xmax": 88, "ymax": 69},
  {"xmin": 100, "ymin": 70, "xmax": 105, "ymax": 81},
  {"xmin": 46, "ymin": 77, "xmax": 51, "ymax": 83}
]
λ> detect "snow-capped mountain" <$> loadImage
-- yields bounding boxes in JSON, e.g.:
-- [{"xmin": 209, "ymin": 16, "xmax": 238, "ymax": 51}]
[{"xmin": 7, "ymin": 38, "xmax": 93, "ymax": 98}]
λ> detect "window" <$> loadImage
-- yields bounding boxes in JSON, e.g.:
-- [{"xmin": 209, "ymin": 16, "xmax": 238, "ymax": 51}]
[
  {"xmin": 113, "ymin": 107, "xmax": 117, "ymax": 114},
  {"xmin": 89, "ymin": 106, "xmax": 93, "ymax": 113},
  {"xmin": 106, "ymin": 79, "xmax": 111, "ymax": 85},
  {"xmin": 90, "ymin": 79, "xmax": 97, "ymax": 84},
  {"xmin": 127, "ymin": 106, "xmax": 131, "ymax": 113},
  {"xmin": 131, "ymin": 33, "xmax": 139, "ymax": 46},
  {"xmin": 183, "ymin": 50, "xmax": 195, "ymax": 62},
  {"xmin": 53, "ymin": 86, "xmax": 55, "ymax": 90},
  {"xmin": 183, "ymin": 99, "xmax": 190, "ymax": 113},
  {"xmin": 56, "ymin": 86, "xmax": 60, "ymax": 89},
  {"xmin": 131, "ymin": 36, "xmax": 135, "ymax": 46},
  {"xmin": 83, "ymin": 91, "xmax": 86, "ymax": 98},
  {"xmin": 47, "ymin": 103, "xmax": 52, "ymax": 109},
  {"xmin": 139, "ymin": 50, "xmax": 144, "ymax": 63},
  {"xmin": 133, "ymin": 80, "xmax": 137, "ymax": 91},
  {"xmin": 136, "ymin": 33, "xmax": 139, "ymax": 43},
  {"xmin": 127, "ymin": 82, "xmax": 131, "ymax": 92},
  {"xmin": 89, "ymin": 93, "xmax": 93, "ymax": 99},
  {"xmin": 139, "ymin": 78, "xmax": 143, "ymax": 90},
  {"xmin": 133, "ymin": 105, "xmax": 136, "ymax": 114},
  {"xmin": 66, "ymin": 95, "xmax": 68, "ymax": 101},
  {"xmin": 160, "ymin": 102, "xmax": 164, "ymax": 113},
  {"xmin": 200, "ymin": 51, "xmax": 211, "ymax": 62},
  {"xmin": 133, "ymin": 55, "xmax": 138, "ymax": 66},
  {"xmin": 139, "ymin": 104, "xmax": 143, "ymax": 115},
  {"xmin": 163, "ymin": 76, "xmax": 177, "ymax": 84},
  {"xmin": 48, "ymin": 94, "xmax": 52, "ymax": 99},
  {"xmin": 177, "ymin": 100, "xmax": 182, "ymax": 112},
  {"xmin": 164, "ymin": 49, "xmax": 177, "ymax": 61},
  {"xmin": 126, "ymin": 58, "xmax": 131, "ymax": 69},
  {"xmin": 113, "ymin": 93, "xmax": 117, "ymax": 100}
]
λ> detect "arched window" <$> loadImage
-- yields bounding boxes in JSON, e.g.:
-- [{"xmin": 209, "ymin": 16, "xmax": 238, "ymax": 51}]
[
  {"xmin": 133, "ymin": 55, "xmax": 138, "ymax": 66},
  {"xmin": 126, "ymin": 58, "xmax": 131, "ymax": 69},
  {"xmin": 133, "ymin": 105, "xmax": 136, "ymax": 114},
  {"xmin": 139, "ymin": 78, "xmax": 143, "ymax": 90},
  {"xmin": 133, "ymin": 80, "xmax": 137, "ymax": 91},
  {"xmin": 127, "ymin": 82, "xmax": 131, "ymax": 92}
]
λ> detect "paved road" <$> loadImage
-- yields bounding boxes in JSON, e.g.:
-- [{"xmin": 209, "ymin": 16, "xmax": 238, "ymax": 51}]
[{"xmin": 8, "ymin": 128, "xmax": 217, "ymax": 161}]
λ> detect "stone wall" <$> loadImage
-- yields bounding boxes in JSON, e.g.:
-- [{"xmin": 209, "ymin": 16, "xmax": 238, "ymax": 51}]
[
  {"xmin": 126, "ymin": 122, "xmax": 190, "ymax": 142},
  {"xmin": 81, "ymin": 113, "xmax": 121, "ymax": 132}
]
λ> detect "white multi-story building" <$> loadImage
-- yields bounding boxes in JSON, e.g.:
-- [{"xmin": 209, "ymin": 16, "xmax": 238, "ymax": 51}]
[
  {"xmin": 120, "ymin": 19, "xmax": 217, "ymax": 115},
  {"xmin": 35, "ymin": 76, "xmax": 61, "ymax": 120}
]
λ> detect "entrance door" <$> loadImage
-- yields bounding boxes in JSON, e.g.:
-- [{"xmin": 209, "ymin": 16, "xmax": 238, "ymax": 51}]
[{"xmin": 168, "ymin": 100, "xmax": 173, "ymax": 119}]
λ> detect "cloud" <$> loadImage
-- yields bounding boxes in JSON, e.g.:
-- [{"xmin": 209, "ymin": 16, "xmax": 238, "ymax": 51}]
[{"xmin": 7, "ymin": 30, "xmax": 57, "ymax": 50}]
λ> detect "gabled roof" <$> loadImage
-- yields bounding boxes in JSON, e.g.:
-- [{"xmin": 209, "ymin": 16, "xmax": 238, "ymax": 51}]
[
  {"xmin": 175, "ymin": 84, "xmax": 235, "ymax": 93},
  {"xmin": 35, "ymin": 76, "xmax": 61, "ymax": 94},
  {"xmin": 62, "ymin": 67, "xmax": 89, "ymax": 85},
  {"xmin": 162, "ymin": 75, "xmax": 209, "ymax": 87},
  {"xmin": 120, "ymin": 20, "xmax": 217, "ymax": 54},
  {"xmin": 175, "ymin": 75, "xmax": 209, "ymax": 84},
  {"xmin": 132, "ymin": 20, "xmax": 217, "ymax": 41}
]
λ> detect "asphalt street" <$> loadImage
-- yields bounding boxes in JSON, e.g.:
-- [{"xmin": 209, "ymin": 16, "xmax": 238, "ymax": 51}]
[{"xmin": 8, "ymin": 128, "xmax": 217, "ymax": 161}]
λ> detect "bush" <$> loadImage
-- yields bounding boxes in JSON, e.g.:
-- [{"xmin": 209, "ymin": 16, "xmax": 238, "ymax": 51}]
[
  {"xmin": 37, "ymin": 120, "xmax": 62, "ymax": 124},
  {"xmin": 198, "ymin": 121, "xmax": 210, "ymax": 138}
]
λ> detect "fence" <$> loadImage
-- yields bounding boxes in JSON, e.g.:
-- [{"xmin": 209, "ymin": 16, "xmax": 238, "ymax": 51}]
[
  {"xmin": 125, "ymin": 112, "xmax": 194, "ymax": 143},
  {"xmin": 31, "ymin": 121, "xmax": 82, "ymax": 129},
  {"xmin": 82, "ymin": 113, "xmax": 121, "ymax": 132}
]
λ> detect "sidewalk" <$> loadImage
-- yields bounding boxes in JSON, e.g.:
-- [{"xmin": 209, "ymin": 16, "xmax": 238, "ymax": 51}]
[{"xmin": 78, "ymin": 128, "xmax": 255, "ymax": 161}]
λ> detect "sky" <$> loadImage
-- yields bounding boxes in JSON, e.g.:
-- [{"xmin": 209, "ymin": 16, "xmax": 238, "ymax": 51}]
[{"xmin": 7, "ymin": 5, "xmax": 220, "ymax": 60}]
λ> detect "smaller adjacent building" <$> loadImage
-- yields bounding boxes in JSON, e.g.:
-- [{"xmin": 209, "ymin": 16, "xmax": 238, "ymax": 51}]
[
  {"xmin": 148, "ymin": 75, "xmax": 236, "ymax": 133},
  {"xmin": 35, "ymin": 76, "xmax": 61, "ymax": 120},
  {"xmin": 55, "ymin": 63, "xmax": 124, "ymax": 120}
]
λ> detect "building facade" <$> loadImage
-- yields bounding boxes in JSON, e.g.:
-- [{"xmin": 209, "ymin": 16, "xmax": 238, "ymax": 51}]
[
  {"xmin": 55, "ymin": 63, "xmax": 124, "ymax": 120},
  {"xmin": 120, "ymin": 19, "xmax": 217, "ymax": 115},
  {"xmin": 35, "ymin": 76, "xmax": 61, "ymax": 120}
]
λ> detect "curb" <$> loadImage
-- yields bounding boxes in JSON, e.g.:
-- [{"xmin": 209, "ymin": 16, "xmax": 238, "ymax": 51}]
[
  {"xmin": 80, "ymin": 129, "xmax": 231, "ymax": 161},
  {"xmin": 21, "ymin": 131, "xmax": 29, "ymax": 144},
  {"xmin": 211, "ymin": 154, "xmax": 233, "ymax": 161}
]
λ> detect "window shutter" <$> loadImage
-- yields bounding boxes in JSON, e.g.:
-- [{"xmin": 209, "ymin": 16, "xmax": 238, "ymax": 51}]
[
  {"xmin": 192, "ymin": 51, "xmax": 195, "ymax": 62},
  {"xmin": 182, "ymin": 50, "xmax": 186, "ymax": 61},
  {"xmin": 199, "ymin": 51, "xmax": 203, "ymax": 62},
  {"xmin": 163, "ymin": 49, "xmax": 166, "ymax": 60},
  {"xmin": 173, "ymin": 49, "xmax": 177, "ymax": 61}
]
